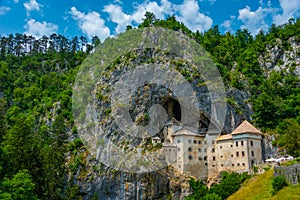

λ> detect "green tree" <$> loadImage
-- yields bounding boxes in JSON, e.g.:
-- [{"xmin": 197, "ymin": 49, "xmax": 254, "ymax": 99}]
[{"xmin": 0, "ymin": 169, "xmax": 39, "ymax": 200}]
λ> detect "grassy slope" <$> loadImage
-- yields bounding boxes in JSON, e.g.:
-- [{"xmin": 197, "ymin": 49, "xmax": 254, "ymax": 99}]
[{"xmin": 227, "ymin": 168, "xmax": 300, "ymax": 200}]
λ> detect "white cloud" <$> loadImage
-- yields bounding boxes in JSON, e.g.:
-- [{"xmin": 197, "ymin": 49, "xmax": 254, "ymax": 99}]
[
  {"xmin": 103, "ymin": 4, "xmax": 131, "ymax": 33},
  {"xmin": 238, "ymin": 6, "xmax": 271, "ymax": 34},
  {"xmin": 24, "ymin": 18, "xmax": 58, "ymax": 38},
  {"xmin": 0, "ymin": 6, "xmax": 11, "ymax": 15},
  {"xmin": 103, "ymin": 0, "xmax": 212, "ymax": 34},
  {"xmin": 14, "ymin": 0, "xmax": 19, "ymax": 3},
  {"xmin": 273, "ymin": 0, "xmax": 300, "ymax": 25},
  {"xmin": 176, "ymin": 0, "xmax": 213, "ymax": 32},
  {"xmin": 104, "ymin": 0, "xmax": 174, "ymax": 33},
  {"xmin": 70, "ymin": 7, "xmax": 110, "ymax": 41},
  {"xmin": 23, "ymin": 0, "xmax": 42, "ymax": 16}
]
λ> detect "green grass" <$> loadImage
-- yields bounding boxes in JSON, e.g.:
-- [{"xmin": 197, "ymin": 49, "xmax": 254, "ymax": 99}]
[{"xmin": 227, "ymin": 168, "xmax": 300, "ymax": 200}]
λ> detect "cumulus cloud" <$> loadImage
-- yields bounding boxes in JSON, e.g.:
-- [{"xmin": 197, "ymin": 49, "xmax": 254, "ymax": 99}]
[
  {"xmin": 24, "ymin": 18, "xmax": 58, "ymax": 38},
  {"xmin": 176, "ymin": 0, "xmax": 212, "ymax": 32},
  {"xmin": 14, "ymin": 0, "xmax": 19, "ymax": 3},
  {"xmin": 70, "ymin": 7, "xmax": 110, "ymax": 41},
  {"xmin": 23, "ymin": 0, "xmax": 42, "ymax": 16},
  {"xmin": 238, "ymin": 6, "xmax": 271, "ymax": 34},
  {"xmin": 273, "ymin": 0, "xmax": 300, "ymax": 25},
  {"xmin": 103, "ymin": 0, "xmax": 212, "ymax": 34},
  {"xmin": 0, "ymin": 6, "xmax": 11, "ymax": 15},
  {"xmin": 103, "ymin": 4, "xmax": 131, "ymax": 33}
]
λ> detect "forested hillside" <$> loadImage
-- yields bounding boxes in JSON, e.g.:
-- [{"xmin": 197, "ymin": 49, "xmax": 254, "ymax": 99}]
[{"xmin": 0, "ymin": 13, "xmax": 299, "ymax": 199}]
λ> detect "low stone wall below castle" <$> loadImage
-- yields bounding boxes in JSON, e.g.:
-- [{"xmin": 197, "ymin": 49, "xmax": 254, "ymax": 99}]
[{"xmin": 274, "ymin": 163, "xmax": 300, "ymax": 185}]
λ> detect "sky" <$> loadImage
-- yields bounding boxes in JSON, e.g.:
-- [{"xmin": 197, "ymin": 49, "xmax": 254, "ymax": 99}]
[{"xmin": 0, "ymin": 0, "xmax": 300, "ymax": 42}]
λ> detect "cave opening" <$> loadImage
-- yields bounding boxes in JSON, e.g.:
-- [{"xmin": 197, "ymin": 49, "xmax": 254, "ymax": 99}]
[{"xmin": 162, "ymin": 98, "xmax": 181, "ymax": 121}]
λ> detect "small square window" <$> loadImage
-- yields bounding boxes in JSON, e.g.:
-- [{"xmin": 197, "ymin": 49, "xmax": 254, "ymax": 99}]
[
  {"xmin": 231, "ymin": 144, "xmax": 233, "ymax": 147},
  {"xmin": 194, "ymin": 140, "xmax": 197, "ymax": 144},
  {"xmin": 212, "ymin": 165, "xmax": 215, "ymax": 167},
  {"xmin": 232, "ymin": 164, "xmax": 234, "ymax": 167},
  {"xmin": 178, "ymin": 148, "xmax": 180, "ymax": 151},
  {"xmin": 251, "ymin": 141, "xmax": 253, "ymax": 146},
  {"xmin": 177, "ymin": 140, "xmax": 180, "ymax": 143},
  {"xmin": 198, "ymin": 148, "xmax": 201, "ymax": 152},
  {"xmin": 221, "ymin": 164, "xmax": 223, "ymax": 166},
  {"xmin": 241, "ymin": 141, "xmax": 244, "ymax": 146},
  {"xmin": 231, "ymin": 155, "xmax": 234, "ymax": 157},
  {"xmin": 198, "ymin": 157, "xmax": 202, "ymax": 160},
  {"xmin": 188, "ymin": 139, "xmax": 192, "ymax": 143},
  {"xmin": 236, "ymin": 141, "xmax": 238, "ymax": 147},
  {"xmin": 237, "ymin": 163, "xmax": 240, "ymax": 166},
  {"xmin": 242, "ymin": 163, "xmax": 245, "ymax": 166},
  {"xmin": 204, "ymin": 156, "xmax": 207, "ymax": 161},
  {"xmin": 212, "ymin": 148, "xmax": 215, "ymax": 153},
  {"xmin": 205, "ymin": 163, "xmax": 207, "ymax": 166},
  {"xmin": 188, "ymin": 147, "xmax": 193, "ymax": 152},
  {"xmin": 236, "ymin": 152, "xmax": 239, "ymax": 157},
  {"xmin": 213, "ymin": 156, "xmax": 216, "ymax": 161},
  {"xmin": 188, "ymin": 155, "xmax": 193, "ymax": 160},
  {"xmin": 242, "ymin": 151, "xmax": 245, "ymax": 156},
  {"xmin": 198, "ymin": 140, "xmax": 201, "ymax": 144},
  {"xmin": 220, "ymin": 155, "xmax": 223, "ymax": 158},
  {"xmin": 220, "ymin": 146, "xmax": 222, "ymax": 149},
  {"xmin": 251, "ymin": 151, "xmax": 254, "ymax": 156}
]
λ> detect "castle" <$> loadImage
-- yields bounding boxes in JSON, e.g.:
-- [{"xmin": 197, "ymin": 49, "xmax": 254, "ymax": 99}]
[{"xmin": 154, "ymin": 119, "xmax": 263, "ymax": 180}]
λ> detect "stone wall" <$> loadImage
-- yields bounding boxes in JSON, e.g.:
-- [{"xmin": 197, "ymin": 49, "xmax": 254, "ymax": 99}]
[{"xmin": 274, "ymin": 164, "xmax": 300, "ymax": 185}]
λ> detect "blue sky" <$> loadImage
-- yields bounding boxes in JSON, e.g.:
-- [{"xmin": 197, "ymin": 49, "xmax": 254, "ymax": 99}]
[{"xmin": 0, "ymin": 0, "xmax": 299, "ymax": 41}]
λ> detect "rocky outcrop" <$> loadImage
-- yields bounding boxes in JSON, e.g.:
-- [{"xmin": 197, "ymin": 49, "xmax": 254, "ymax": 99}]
[{"xmin": 258, "ymin": 36, "xmax": 300, "ymax": 77}]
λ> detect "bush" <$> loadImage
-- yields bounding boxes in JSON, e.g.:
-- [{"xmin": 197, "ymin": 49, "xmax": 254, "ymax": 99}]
[
  {"xmin": 272, "ymin": 175, "xmax": 288, "ymax": 192},
  {"xmin": 202, "ymin": 193, "xmax": 222, "ymax": 200}
]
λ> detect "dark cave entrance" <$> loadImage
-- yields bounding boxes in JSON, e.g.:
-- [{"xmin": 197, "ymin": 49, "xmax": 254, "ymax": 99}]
[{"xmin": 162, "ymin": 98, "xmax": 181, "ymax": 121}]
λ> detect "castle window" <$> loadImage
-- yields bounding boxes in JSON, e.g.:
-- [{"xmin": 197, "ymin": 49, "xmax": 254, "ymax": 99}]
[
  {"xmin": 221, "ymin": 164, "xmax": 223, "ymax": 166},
  {"xmin": 177, "ymin": 140, "xmax": 180, "ymax": 143},
  {"xmin": 204, "ymin": 156, "xmax": 207, "ymax": 161},
  {"xmin": 242, "ymin": 163, "xmax": 245, "ymax": 166},
  {"xmin": 220, "ymin": 146, "xmax": 222, "ymax": 149},
  {"xmin": 198, "ymin": 157, "xmax": 202, "ymax": 160},
  {"xmin": 212, "ymin": 141, "xmax": 215, "ymax": 144},
  {"xmin": 232, "ymin": 164, "xmax": 234, "ymax": 167},
  {"xmin": 231, "ymin": 155, "xmax": 234, "ymax": 157},
  {"xmin": 204, "ymin": 148, "xmax": 207, "ymax": 152},
  {"xmin": 169, "ymin": 149, "xmax": 171, "ymax": 151},
  {"xmin": 198, "ymin": 148, "xmax": 201, "ymax": 152},
  {"xmin": 251, "ymin": 151, "xmax": 254, "ymax": 157},
  {"xmin": 231, "ymin": 144, "xmax": 233, "ymax": 147},
  {"xmin": 220, "ymin": 155, "xmax": 223, "ymax": 158},
  {"xmin": 198, "ymin": 140, "xmax": 201, "ymax": 144},
  {"xmin": 242, "ymin": 151, "xmax": 245, "ymax": 156},
  {"xmin": 213, "ymin": 156, "xmax": 216, "ymax": 161},
  {"xmin": 188, "ymin": 155, "xmax": 193, "ymax": 160},
  {"xmin": 188, "ymin": 147, "xmax": 193, "ymax": 152},
  {"xmin": 212, "ymin": 165, "xmax": 215, "ymax": 167},
  {"xmin": 178, "ymin": 148, "xmax": 180, "ymax": 151},
  {"xmin": 193, "ymin": 140, "xmax": 197, "ymax": 144},
  {"xmin": 236, "ymin": 152, "xmax": 239, "ymax": 157},
  {"xmin": 251, "ymin": 140, "xmax": 253, "ymax": 146},
  {"xmin": 241, "ymin": 141, "xmax": 244, "ymax": 146},
  {"xmin": 237, "ymin": 163, "xmax": 240, "ymax": 166},
  {"xmin": 236, "ymin": 141, "xmax": 238, "ymax": 147},
  {"xmin": 204, "ymin": 141, "xmax": 207, "ymax": 144},
  {"xmin": 205, "ymin": 163, "xmax": 207, "ymax": 166},
  {"xmin": 212, "ymin": 148, "xmax": 215, "ymax": 153}
]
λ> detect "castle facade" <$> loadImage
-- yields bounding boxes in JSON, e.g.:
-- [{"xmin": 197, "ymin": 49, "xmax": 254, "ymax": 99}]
[{"xmin": 159, "ymin": 120, "xmax": 263, "ymax": 180}]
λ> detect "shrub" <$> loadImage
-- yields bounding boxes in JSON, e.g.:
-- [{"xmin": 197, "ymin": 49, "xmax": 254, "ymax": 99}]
[
  {"xmin": 272, "ymin": 175, "xmax": 288, "ymax": 192},
  {"xmin": 202, "ymin": 193, "xmax": 222, "ymax": 200}
]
